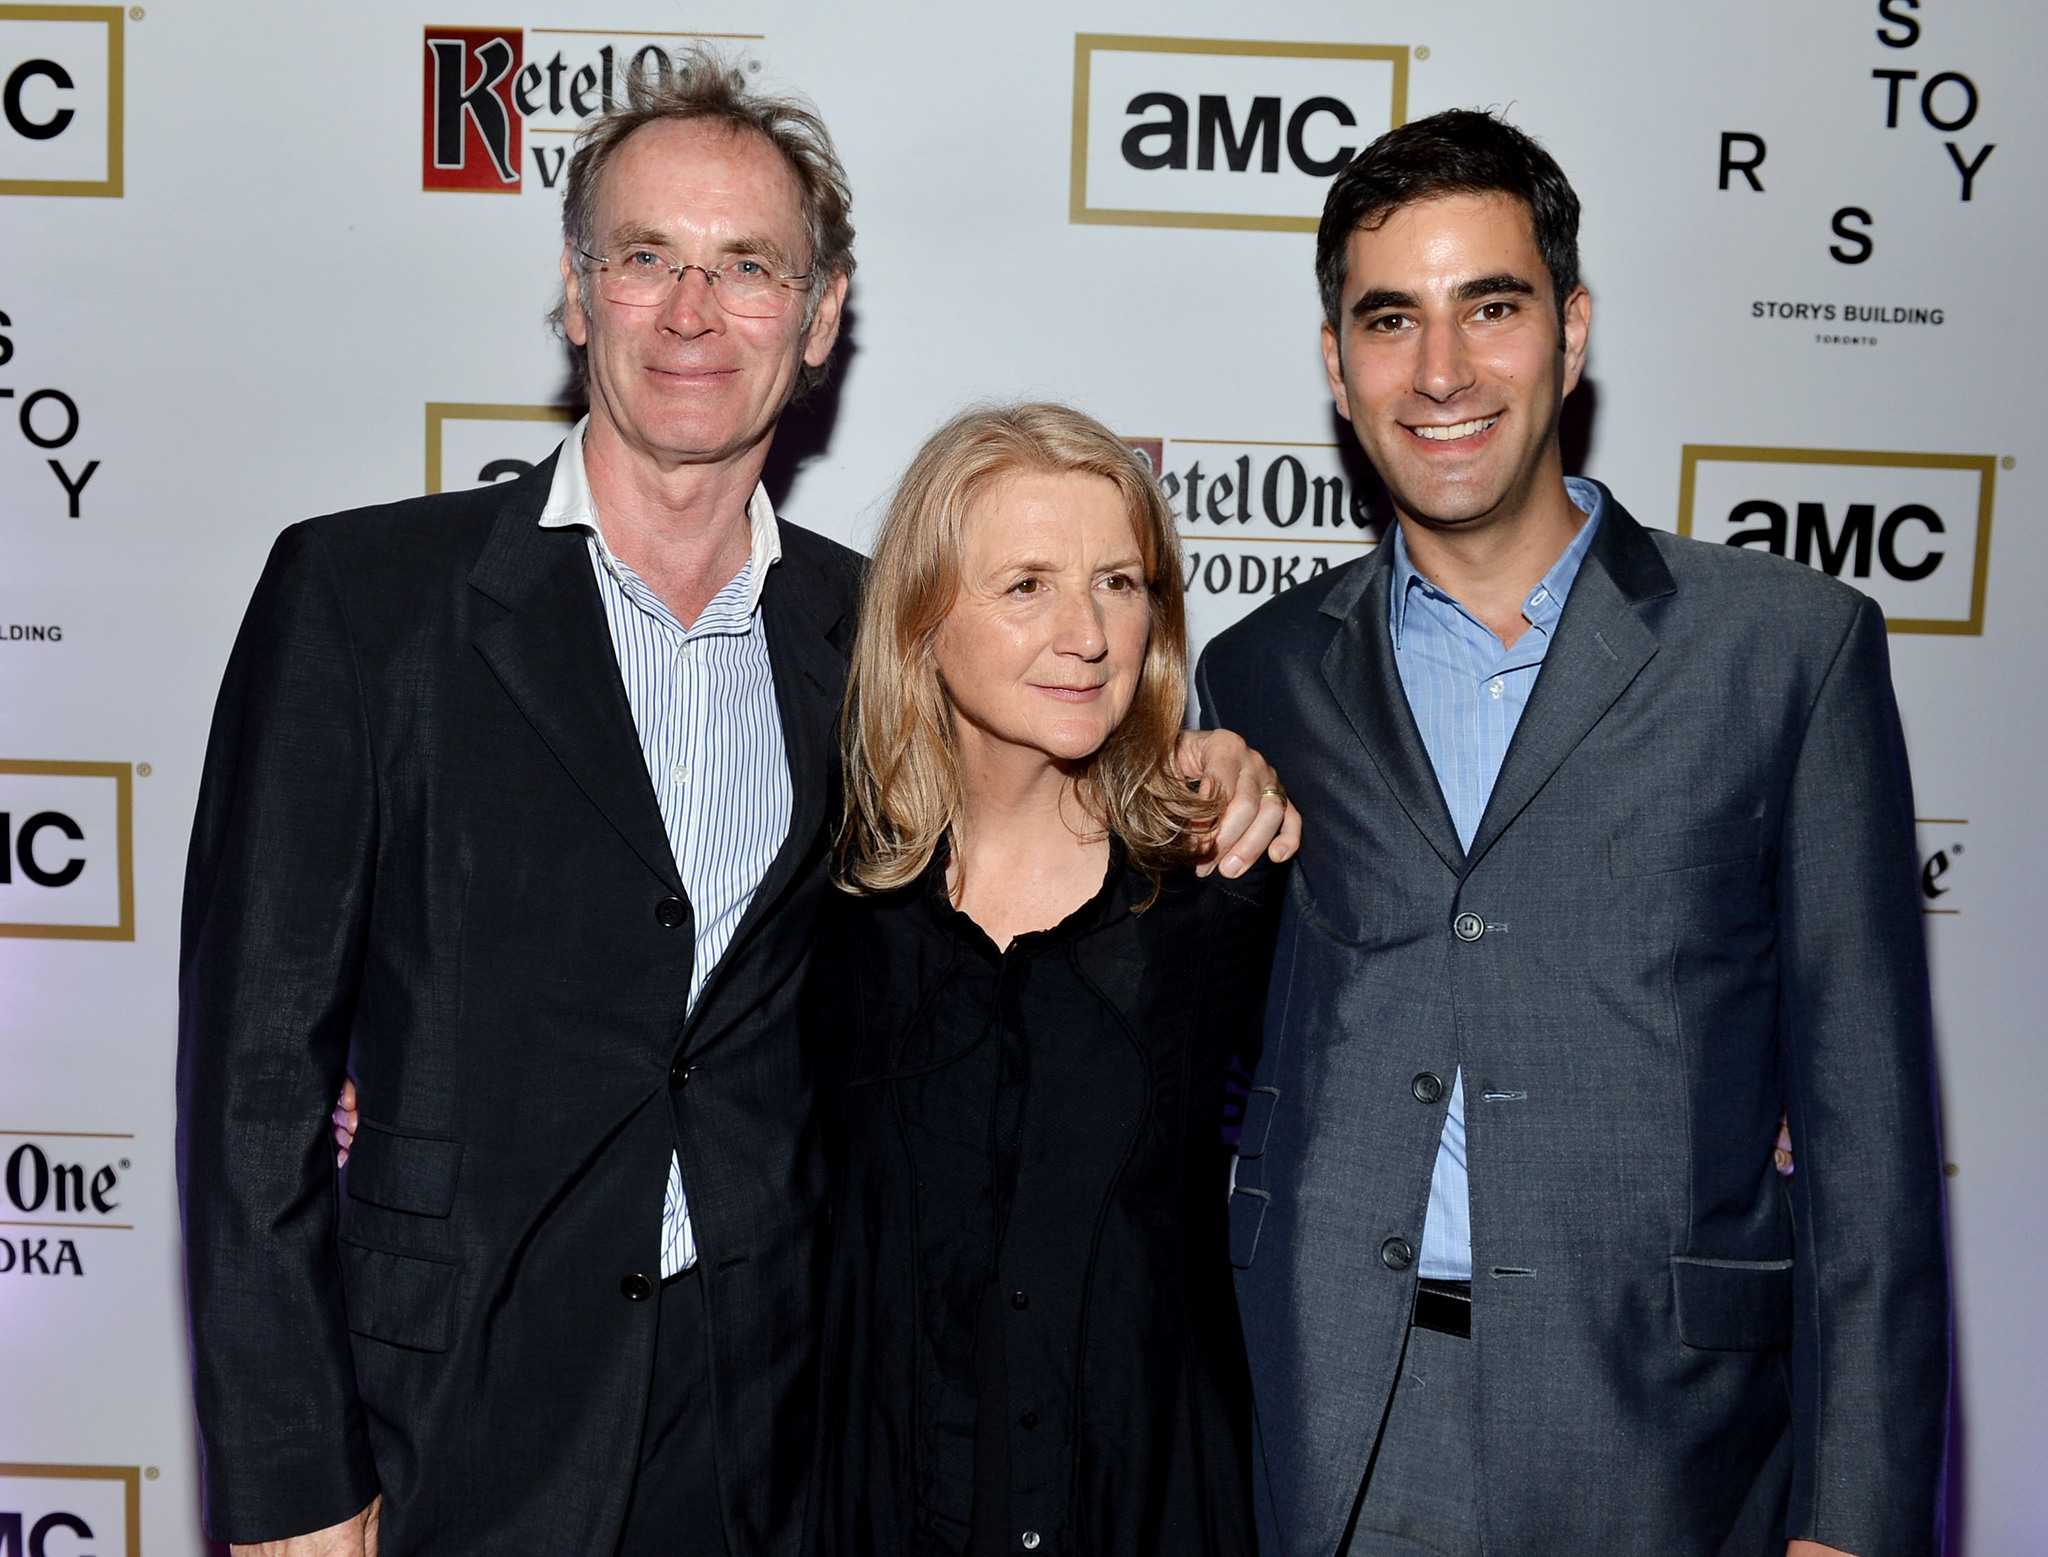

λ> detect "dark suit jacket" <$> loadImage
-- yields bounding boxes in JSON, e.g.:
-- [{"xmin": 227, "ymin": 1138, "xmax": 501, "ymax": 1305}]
[
  {"xmin": 1198, "ymin": 489, "xmax": 1949, "ymax": 1557},
  {"xmin": 177, "ymin": 456, "xmax": 862, "ymax": 1553}
]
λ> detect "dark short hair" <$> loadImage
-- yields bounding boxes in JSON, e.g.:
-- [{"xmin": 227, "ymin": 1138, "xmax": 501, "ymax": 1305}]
[{"xmin": 1315, "ymin": 109, "xmax": 1581, "ymax": 333}]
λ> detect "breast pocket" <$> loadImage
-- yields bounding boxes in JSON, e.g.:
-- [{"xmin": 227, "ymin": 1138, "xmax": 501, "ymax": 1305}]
[{"xmin": 1609, "ymin": 817, "xmax": 1764, "ymax": 878}]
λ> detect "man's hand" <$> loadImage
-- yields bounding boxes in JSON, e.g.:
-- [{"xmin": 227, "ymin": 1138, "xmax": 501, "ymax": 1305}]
[
  {"xmin": 1788, "ymin": 1542, "xmax": 1858, "ymax": 1557},
  {"xmin": 333, "ymin": 1078, "xmax": 359, "ymax": 1167},
  {"xmin": 1175, "ymin": 729, "xmax": 1302, "ymax": 878},
  {"xmin": 232, "ymin": 1496, "xmax": 381, "ymax": 1557}
]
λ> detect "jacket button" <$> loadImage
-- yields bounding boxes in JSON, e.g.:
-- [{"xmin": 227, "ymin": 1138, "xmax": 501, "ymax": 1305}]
[
  {"xmin": 1380, "ymin": 1237, "xmax": 1414, "ymax": 1272},
  {"xmin": 1412, "ymin": 1072, "xmax": 1444, "ymax": 1104},
  {"xmin": 670, "ymin": 1059, "xmax": 694, "ymax": 1091},
  {"xmin": 1021, "ymin": 1535, "xmax": 1041, "ymax": 1552},
  {"xmin": 655, "ymin": 896, "xmax": 689, "ymax": 929},
  {"xmin": 1452, "ymin": 912, "xmax": 1484, "ymax": 942},
  {"xmin": 1019, "ymin": 1411, "xmax": 1038, "ymax": 1429},
  {"xmin": 620, "ymin": 1273, "xmax": 655, "ymax": 1301},
  {"xmin": 1011, "ymin": 1290, "xmax": 1029, "ymax": 1310}
]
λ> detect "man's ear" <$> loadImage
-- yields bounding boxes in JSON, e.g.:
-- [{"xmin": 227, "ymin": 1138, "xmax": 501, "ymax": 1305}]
[
  {"xmin": 1559, "ymin": 283, "xmax": 1591, "ymax": 397},
  {"xmin": 560, "ymin": 248, "xmax": 590, "ymax": 348},
  {"xmin": 802, "ymin": 270, "xmax": 850, "ymax": 368},
  {"xmin": 1321, "ymin": 321, "xmax": 1354, "ymax": 424}
]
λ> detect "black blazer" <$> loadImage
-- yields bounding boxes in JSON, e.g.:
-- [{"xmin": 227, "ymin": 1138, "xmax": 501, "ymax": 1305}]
[
  {"xmin": 177, "ymin": 457, "xmax": 862, "ymax": 1553},
  {"xmin": 1199, "ymin": 491, "xmax": 1949, "ymax": 1557}
]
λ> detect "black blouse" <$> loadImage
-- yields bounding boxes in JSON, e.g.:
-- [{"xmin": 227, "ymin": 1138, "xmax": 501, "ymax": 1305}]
[{"xmin": 806, "ymin": 845, "xmax": 1281, "ymax": 1557}]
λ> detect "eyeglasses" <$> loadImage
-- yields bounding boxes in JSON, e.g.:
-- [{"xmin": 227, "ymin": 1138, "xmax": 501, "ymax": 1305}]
[{"xmin": 578, "ymin": 245, "xmax": 813, "ymax": 318}]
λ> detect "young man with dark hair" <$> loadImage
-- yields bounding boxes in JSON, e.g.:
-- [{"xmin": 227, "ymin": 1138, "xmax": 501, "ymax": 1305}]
[{"xmin": 1202, "ymin": 109, "xmax": 1949, "ymax": 1557}]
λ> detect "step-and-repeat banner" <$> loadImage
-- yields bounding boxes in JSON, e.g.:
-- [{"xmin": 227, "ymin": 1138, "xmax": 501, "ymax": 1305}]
[{"xmin": 2, "ymin": 1, "xmax": 2040, "ymax": 1549}]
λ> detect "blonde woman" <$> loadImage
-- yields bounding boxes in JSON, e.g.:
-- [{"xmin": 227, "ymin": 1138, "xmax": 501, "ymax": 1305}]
[{"xmin": 810, "ymin": 404, "xmax": 1285, "ymax": 1557}]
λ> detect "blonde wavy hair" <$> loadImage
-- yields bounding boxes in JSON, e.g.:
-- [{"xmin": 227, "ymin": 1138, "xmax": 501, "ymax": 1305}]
[{"xmin": 836, "ymin": 403, "xmax": 1217, "ymax": 896}]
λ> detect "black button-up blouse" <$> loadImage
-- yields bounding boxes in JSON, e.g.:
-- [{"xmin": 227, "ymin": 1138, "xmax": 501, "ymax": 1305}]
[{"xmin": 807, "ymin": 844, "xmax": 1281, "ymax": 1557}]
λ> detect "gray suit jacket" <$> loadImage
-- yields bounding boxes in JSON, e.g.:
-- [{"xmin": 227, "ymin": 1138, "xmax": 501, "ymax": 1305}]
[{"xmin": 1198, "ymin": 488, "xmax": 1948, "ymax": 1557}]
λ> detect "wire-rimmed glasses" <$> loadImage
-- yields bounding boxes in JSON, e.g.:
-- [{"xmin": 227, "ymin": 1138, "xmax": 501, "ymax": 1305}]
[{"xmin": 578, "ymin": 245, "xmax": 813, "ymax": 318}]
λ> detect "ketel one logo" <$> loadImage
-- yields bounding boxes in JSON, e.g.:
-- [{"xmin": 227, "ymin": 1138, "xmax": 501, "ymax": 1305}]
[
  {"xmin": 1677, "ymin": 446, "xmax": 1996, "ymax": 634},
  {"xmin": 1125, "ymin": 435, "xmax": 1379, "ymax": 662},
  {"xmin": 0, "ymin": 1466, "xmax": 141, "ymax": 1557},
  {"xmin": 1, "ymin": 1132, "xmax": 132, "ymax": 1280},
  {"xmin": 1071, "ymin": 35, "xmax": 1409, "ymax": 232},
  {"xmin": 0, "ymin": 4, "xmax": 123, "ymax": 198},
  {"xmin": 0, "ymin": 761, "xmax": 133, "ymax": 940},
  {"xmin": 422, "ymin": 28, "xmax": 762, "ymax": 193}
]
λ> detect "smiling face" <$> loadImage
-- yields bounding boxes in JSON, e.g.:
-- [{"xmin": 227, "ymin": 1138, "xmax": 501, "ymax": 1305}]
[
  {"xmin": 1321, "ymin": 191, "xmax": 1589, "ymax": 538},
  {"xmin": 933, "ymin": 471, "xmax": 1154, "ymax": 777},
  {"xmin": 561, "ymin": 117, "xmax": 846, "ymax": 470}
]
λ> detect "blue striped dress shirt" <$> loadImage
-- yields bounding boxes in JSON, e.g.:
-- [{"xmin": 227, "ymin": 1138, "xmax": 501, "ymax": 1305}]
[
  {"xmin": 1390, "ymin": 477, "xmax": 1604, "ymax": 1281},
  {"xmin": 539, "ymin": 421, "xmax": 792, "ymax": 1279}
]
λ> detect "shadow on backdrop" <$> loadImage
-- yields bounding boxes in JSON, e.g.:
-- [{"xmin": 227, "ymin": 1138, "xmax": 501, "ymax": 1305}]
[{"xmin": 762, "ymin": 298, "xmax": 859, "ymax": 519}]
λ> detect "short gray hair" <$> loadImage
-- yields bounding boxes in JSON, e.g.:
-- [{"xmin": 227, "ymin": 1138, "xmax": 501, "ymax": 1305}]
[{"xmin": 551, "ymin": 49, "xmax": 856, "ymax": 397}]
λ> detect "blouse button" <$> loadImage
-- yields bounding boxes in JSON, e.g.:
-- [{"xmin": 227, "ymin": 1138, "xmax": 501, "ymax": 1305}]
[
  {"xmin": 1010, "ymin": 1290, "xmax": 1029, "ymax": 1310},
  {"xmin": 1019, "ymin": 1411, "xmax": 1038, "ymax": 1429}
]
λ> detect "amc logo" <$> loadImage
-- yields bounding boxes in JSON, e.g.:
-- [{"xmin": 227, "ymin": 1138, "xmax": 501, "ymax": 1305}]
[
  {"xmin": 424, "ymin": 402, "xmax": 577, "ymax": 494},
  {"xmin": 1677, "ymin": 446, "xmax": 1996, "ymax": 634},
  {"xmin": 1071, "ymin": 35, "xmax": 1408, "ymax": 232},
  {"xmin": 0, "ymin": 761, "xmax": 132, "ymax": 940},
  {"xmin": 0, "ymin": 5, "xmax": 122, "ymax": 198},
  {"xmin": 0, "ymin": 1466, "xmax": 139, "ymax": 1557},
  {"xmin": 421, "ymin": 28, "xmax": 763, "ymax": 194}
]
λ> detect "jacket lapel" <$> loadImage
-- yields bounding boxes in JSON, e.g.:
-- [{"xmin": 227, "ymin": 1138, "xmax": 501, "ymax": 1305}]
[
  {"xmin": 683, "ymin": 540, "xmax": 851, "ymax": 1037},
  {"xmin": 468, "ymin": 459, "xmax": 682, "ymax": 893},
  {"xmin": 1318, "ymin": 548, "xmax": 1466, "ymax": 875},
  {"xmin": 1461, "ymin": 494, "xmax": 1674, "ymax": 873}
]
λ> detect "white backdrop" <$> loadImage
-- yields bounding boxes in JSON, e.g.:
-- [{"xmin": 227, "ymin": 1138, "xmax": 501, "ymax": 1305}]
[{"xmin": 2, "ymin": 1, "xmax": 2041, "ymax": 1549}]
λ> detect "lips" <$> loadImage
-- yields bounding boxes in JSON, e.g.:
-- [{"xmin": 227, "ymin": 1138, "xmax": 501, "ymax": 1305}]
[
  {"xmin": 1407, "ymin": 414, "xmax": 1500, "ymax": 443},
  {"xmin": 1033, "ymin": 683, "xmax": 1106, "ymax": 700}
]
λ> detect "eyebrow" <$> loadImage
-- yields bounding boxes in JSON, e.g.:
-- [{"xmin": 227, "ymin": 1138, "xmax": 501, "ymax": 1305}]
[
  {"xmin": 1455, "ymin": 273, "xmax": 1537, "ymax": 303},
  {"xmin": 603, "ymin": 225, "xmax": 798, "ymax": 268},
  {"xmin": 1349, "ymin": 273, "xmax": 1538, "ymax": 319}
]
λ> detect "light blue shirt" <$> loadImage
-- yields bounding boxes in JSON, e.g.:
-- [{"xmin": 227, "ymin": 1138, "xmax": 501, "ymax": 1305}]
[
  {"xmin": 540, "ymin": 421, "xmax": 792, "ymax": 1279},
  {"xmin": 1390, "ymin": 478, "xmax": 1604, "ymax": 1281}
]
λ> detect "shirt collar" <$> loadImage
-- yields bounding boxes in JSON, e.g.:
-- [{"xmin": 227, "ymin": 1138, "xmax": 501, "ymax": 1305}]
[
  {"xmin": 537, "ymin": 414, "xmax": 783, "ymax": 618},
  {"xmin": 1389, "ymin": 477, "xmax": 1605, "ymax": 645}
]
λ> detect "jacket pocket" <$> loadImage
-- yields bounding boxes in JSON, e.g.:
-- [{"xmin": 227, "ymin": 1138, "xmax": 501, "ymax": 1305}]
[
  {"xmin": 344, "ymin": 1122, "xmax": 462, "ymax": 1217},
  {"xmin": 1609, "ymin": 817, "xmax": 1763, "ymax": 878},
  {"xmin": 339, "ymin": 1239, "xmax": 459, "ymax": 1352},
  {"xmin": 1671, "ymin": 1255, "xmax": 1794, "ymax": 1351}
]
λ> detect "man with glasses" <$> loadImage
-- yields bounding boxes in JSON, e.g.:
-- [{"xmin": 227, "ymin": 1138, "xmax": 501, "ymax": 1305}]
[{"xmin": 178, "ymin": 57, "xmax": 1294, "ymax": 1557}]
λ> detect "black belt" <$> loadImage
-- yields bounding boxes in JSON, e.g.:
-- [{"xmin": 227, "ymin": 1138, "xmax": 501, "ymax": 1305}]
[{"xmin": 1411, "ymin": 1278, "xmax": 1471, "ymax": 1339}]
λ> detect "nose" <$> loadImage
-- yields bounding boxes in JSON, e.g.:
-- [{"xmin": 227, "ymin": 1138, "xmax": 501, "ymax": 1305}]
[
  {"xmin": 658, "ymin": 266, "xmax": 722, "ymax": 333},
  {"xmin": 1052, "ymin": 582, "xmax": 1109, "ymax": 661},
  {"xmin": 1414, "ymin": 313, "xmax": 1475, "ymax": 403}
]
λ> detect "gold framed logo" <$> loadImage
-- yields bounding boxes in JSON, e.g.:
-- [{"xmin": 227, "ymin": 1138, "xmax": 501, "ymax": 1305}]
[
  {"xmin": 0, "ymin": 760, "xmax": 132, "ymax": 940},
  {"xmin": 1677, "ymin": 445, "xmax": 1995, "ymax": 635},
  {"xmin": 1070, "ymin": 35, "xmax": 1407, "ymax": 233},
  {"xmin": 425, "ymin": 402, "xmax": 578, "ymax": 495},
  {"xmin": 0, "ymin": 1464, "xmax": 141, "ymax": 1554},
  {"xmin": 0, "ymin": 4, "xmax": 123, "ymax": 197}
]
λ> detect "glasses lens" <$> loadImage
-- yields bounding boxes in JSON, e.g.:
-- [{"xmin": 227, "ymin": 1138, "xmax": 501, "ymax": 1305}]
[
  {"xmin": 595, "ymin": 247, "xmax": 675, "ymax": 306},
  {"xmin": 714, "ymin": 259, "xmax": 796, "ymax": 318}
]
